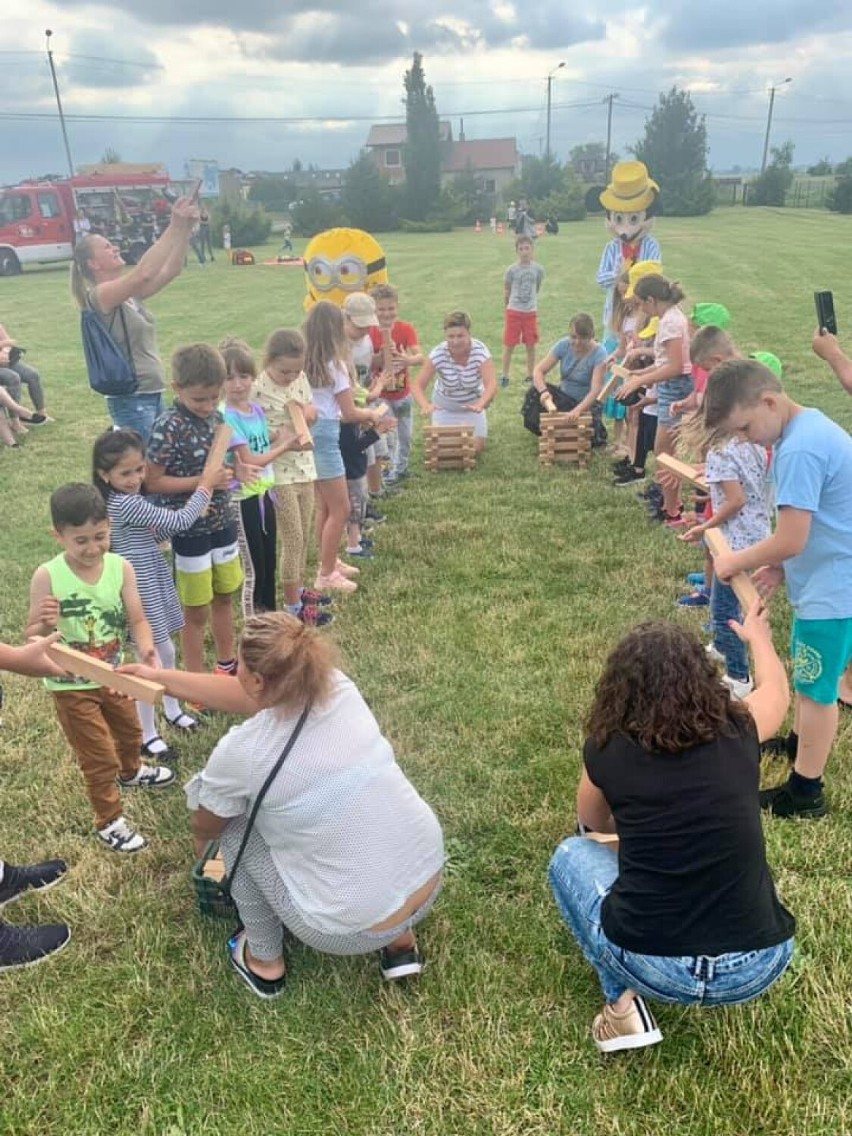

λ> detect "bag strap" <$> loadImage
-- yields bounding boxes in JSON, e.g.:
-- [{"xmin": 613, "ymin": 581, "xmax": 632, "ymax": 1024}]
[
  {"xmin": 86, "ymin": 288, "xmax": 138, "ymax": 380},
  {"xmin": 222, "ymin": 703, "xmax": 311, "ymax": 893},
  {"xmin": 116, "ymin": 303, "xmax": 137, "ymax": 380}
]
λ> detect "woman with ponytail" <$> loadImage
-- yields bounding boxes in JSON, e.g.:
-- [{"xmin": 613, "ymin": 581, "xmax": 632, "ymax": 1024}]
[
  {"xmin": 121, "ymin": 612, "xmax": 444, "ymax": 999},
  {"xmin": 70, "ymin": 194, "xmax": 200, "ymax": 442}
]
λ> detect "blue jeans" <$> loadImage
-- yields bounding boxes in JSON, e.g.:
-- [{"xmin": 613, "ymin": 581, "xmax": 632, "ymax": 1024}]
[
  {"xmin": 548, "ymin": 837, "xmax": 794, "ymax": 1006},
  {"xmin": 105, "ymin": 391, "xmax": 165, "ymax": 445},
  {"xmin": 711, "ymin": 576, "xmax": 748, "ymax": 680}
]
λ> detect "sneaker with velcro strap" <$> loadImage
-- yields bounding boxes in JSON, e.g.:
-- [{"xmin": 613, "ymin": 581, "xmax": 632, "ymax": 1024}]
[
  {"xmin": 379, "ymin": 944, "xmax": 424, "ymax": 981},
  {"xmin": 96, "ymin": 816, "xmax": 148, "ymax": 854},
  {"xmin": 119, "ymin": 763, "xmax": 176, "ymax": 790}
]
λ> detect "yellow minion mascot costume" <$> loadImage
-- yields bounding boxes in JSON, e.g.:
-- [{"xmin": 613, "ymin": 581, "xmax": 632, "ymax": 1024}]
[
  {"xmin": 302, "ymin": 228, "xmax": 388, "ymax": 310},
  {"xmin": 596, "ymin": 161, "xmax": 661, "ymax": 326}
]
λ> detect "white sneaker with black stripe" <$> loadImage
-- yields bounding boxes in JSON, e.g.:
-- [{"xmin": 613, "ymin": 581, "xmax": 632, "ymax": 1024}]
[
  {"xmin": 119, "ymin": 763, "xmax": 176, "ymax": 789},
  {"xmin": 96, "ymin": 816, "xmax": 147, "ymax": 854},
  {"xmin": 593, "ymin": 994, "xmax": 663, "ymax": 1053}
]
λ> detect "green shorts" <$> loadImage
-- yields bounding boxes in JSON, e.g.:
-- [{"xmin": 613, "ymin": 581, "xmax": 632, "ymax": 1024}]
[
  {"xmin": 173, "ymin": 523, "xmax": 243, "ymax": 608},
  {"xmin": 790, "ymin": 617, "xmax": 852, "ymax": 705}
]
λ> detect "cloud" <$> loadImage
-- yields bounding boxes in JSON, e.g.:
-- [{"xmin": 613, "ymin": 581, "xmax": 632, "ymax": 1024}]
[
  {"xmin": 659, "ymin": 0, "xmax": 852, "ymax": 51},
  {"xmin": 60, "ymin": 29, "xmax": 162, "ymax": 88}
]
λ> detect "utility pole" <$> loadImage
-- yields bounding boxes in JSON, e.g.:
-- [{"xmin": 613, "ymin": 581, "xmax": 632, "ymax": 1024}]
[
  {"xmin": 45, "ymin": 30, "xmax": 75, "ymax": 179},
  {"xmin": 761, "ymin": 78, "xmax": 792, "ymax": 174},
  {"xmin": 603, "ymin": 93, "xmax": 620, "ymax": 184},
  {"xmin": 545, "ymin": 61, "xmax": 565, "ymax": 160}
]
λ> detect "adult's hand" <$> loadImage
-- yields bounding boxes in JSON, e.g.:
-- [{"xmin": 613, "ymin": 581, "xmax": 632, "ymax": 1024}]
[
  {"xmin": 729, "ymin": 599, "xmax": 771, "ymax": 646},
  {"xmin": 169, "ymin": 197, "xmax": 201, "ymax": 228},
  {"xmin": 2, "ymin": 633, "xmax": 66, "ymax": 678}
]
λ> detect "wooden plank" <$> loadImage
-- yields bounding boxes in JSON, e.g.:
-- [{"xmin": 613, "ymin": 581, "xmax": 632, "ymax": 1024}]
[
  {"xmin": 541, "ymin": 392, "xmax": 557, "ymax": 413},
  {"xmin": 46, "ymin": 644, "xmax": 165, "ymax": 704},
  {"xmin": 203, "ymin": 423, "xmax": 233, "ymax": 477},
  {"xmin": 703, "ymin": 528, "xmax": 762, "ymax": 611},
  {"xmin": 286, "ymin": 402, "xmax": 314, "ymax": 449},
  {"xmin": 657, "ymin": 453, "xmax": 709, "ymax": 490},
  {"xmin": 596, "ymin": 372, "xmax": 621, "ymax": 403},
  {"xmin": 202, "ymin": 855, "xmax": 226, "ymax": 882}
]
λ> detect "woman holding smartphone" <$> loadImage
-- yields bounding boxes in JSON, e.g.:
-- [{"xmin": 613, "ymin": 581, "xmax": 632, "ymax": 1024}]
[{"xmin": 70, "ymin": 193, "xmax": 200, "ymax": 443}]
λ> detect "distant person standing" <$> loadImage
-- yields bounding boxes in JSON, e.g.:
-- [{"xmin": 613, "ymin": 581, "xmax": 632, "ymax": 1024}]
[
  {"xmin": 500, "ymin": 235, "xmax": 545, "ymax": 388},
  {"xmin": 507, "ymin": 201, "xmax": 517, "ymax": 230},
  {"xmin": 198, "ymin": 206, "xmax": 215, "ymax": 262}
]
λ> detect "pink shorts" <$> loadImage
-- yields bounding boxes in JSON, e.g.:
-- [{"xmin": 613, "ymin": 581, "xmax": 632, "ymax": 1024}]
[{"xmin": 503, "ymin": 309, "xmax": 539, "ymax": 347}]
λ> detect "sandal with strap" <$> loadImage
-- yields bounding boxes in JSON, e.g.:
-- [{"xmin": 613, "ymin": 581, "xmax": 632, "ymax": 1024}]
[{"xmin": 165, "ymin": 712, "xmax": 200, "ymax": 732}]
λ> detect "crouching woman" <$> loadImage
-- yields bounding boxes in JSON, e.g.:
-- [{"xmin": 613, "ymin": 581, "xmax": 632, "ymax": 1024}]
[
  {"xmin": 126, "ymin": 612, "xmax": 443, "ymax": 998},
  {"xmin": 548, "ymin": 604, "xmax": 795, "ymax": 1053}
]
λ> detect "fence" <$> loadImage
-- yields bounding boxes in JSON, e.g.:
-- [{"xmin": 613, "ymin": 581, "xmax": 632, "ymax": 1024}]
[{"xmin": 713, "ymin": 176, "xmax": 835, "ymax": 209}]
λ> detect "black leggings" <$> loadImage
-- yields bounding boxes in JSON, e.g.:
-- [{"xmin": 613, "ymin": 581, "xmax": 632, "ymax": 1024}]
[
  {"xmin": 239, "ymin": 493, "xmax": 277, "ymax": 613},
  {"xmin": 634, "ymin": 410, "xmax": 658, "ymax": 472}
]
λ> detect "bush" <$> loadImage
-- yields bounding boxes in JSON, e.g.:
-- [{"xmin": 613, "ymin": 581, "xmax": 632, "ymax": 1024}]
[
  {"xmin": 289, "ymin": 191, "xmax": 346, "ymax": 237},
  {"xmin": 399, "ymin": 218, "xmax": 454, "ymax": 233},
  {"xmin": 655, "ymin": 175, "xmax": 716, "ymax": 216},
  {"xmin": 746, "ymin": 167, "xmax": 793, "ymax": 207},
  {"xmin": 827, "ymin": 177, "xmax": 852, "ymax": 214},
  {"xmin": 210, "ymin": 200, "xmax": 272, "ymax": 248},
  {"xmin": 530, "ymin": 183, "xmax": 586, "ymax": 223}
]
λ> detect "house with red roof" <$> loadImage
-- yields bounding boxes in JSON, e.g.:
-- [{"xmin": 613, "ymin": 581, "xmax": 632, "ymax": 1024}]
[{"xmin": 365, "ymin": 121, "xmax": 520, "ymax": 197}]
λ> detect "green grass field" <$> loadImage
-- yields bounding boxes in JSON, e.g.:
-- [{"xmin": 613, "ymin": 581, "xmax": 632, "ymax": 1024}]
[{"xmin": 1, "ymin": 209, "xmax": 851, "ymax": 1136}]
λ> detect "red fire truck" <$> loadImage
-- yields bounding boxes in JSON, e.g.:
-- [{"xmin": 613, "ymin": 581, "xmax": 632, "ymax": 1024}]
[{"xmin": 0, "ymin": 167, "xmax": 174, "ymax": 276}]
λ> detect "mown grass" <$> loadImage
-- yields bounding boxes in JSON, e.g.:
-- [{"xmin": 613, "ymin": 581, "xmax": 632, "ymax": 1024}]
[{"xmin": 1, "ymin": 209, "xmax": 851, "ymax": 1136}]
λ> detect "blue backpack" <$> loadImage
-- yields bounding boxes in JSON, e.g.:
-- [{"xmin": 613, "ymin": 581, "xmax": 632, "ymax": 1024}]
[{"xmin": 81, "ymin": 303, "xmax": 138, "ymax": 397}]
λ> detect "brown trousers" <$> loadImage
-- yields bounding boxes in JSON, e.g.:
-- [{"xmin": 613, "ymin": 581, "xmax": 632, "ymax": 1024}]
[
  {"xmin": 273, "ymin": 482, "xmax": 315, "ymax": 586},
  {"xmin": 52, "ymin": 687, "xmax": 142, "ymax": 829}
]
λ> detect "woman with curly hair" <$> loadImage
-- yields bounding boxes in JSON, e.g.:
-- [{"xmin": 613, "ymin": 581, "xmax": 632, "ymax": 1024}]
[{"xmin": 548, "ymin": 604, "xmax": 795, "ymax": 1053}]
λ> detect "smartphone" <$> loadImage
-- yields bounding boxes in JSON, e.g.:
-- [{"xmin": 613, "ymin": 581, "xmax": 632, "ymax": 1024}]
[
  {"xmin": 191, "ymin": 178, "xmax": 203, "ymax": 203},
  {"xmin": 815, "ymin": 290, "xmax": 837, "ymax": 335}
]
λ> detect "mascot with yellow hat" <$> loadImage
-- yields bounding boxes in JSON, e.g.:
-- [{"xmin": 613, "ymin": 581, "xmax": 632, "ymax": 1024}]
[{"xmin": 597, "ymin": 161, "xmax": 661, "ymax": 325}]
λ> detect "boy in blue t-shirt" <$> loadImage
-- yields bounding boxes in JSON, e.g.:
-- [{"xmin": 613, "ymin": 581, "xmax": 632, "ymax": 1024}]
[{"xmin": 704, "ymin": 358, "xmax": 852, "ymax": 818}]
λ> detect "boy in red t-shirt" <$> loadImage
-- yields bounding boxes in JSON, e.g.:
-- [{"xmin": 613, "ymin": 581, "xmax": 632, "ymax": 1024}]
[{"xmin": 367, "ymin": 284, "xmax": 423, "ymax": 484}]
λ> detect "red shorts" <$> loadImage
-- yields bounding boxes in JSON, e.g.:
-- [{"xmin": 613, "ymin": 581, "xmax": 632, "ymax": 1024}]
[{"xmin": 503, "ymin": 309, "xmax": 539, "ymax": 347}]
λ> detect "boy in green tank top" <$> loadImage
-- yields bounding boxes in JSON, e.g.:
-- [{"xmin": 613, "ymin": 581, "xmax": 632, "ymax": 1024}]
[{"xmin": 26, "ymin": 485, "xmax": 176, "ymax": 854}]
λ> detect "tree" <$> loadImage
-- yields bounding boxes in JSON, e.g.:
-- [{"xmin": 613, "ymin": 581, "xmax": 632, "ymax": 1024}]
[
  {"xmin": 834, "ymin": 156, "xmax": 852, "ymax": 177},
  {"xmin": 248, "ymin": 177, "xmax": 298, "ymax": 212},
  {"xmin": 827, "ymin": 177, "xmax": 852, "ymax": 214},
  {"xmin": 505, "ymin": 155, "xmax": 565, "ymax": 204},
  {"xmin": 403, "ymin": 52, "xmax": 442, "ymax": 221},
  {"xmin": 568, "ymin": 142, "xmax": 616, "ymax": 179},
  {"xmin": 341, "ymin": 153, "xmax": 400, "ymax": 231},
  {"xmin": 446, "ymin": 162, "xmax": 494, "ymax": 225},
  {"xmin": 100, "ymin": 147, "xmax": 122, "ymax": 164},
  {"xmin": 807, "ymin": 157, "xmax": 833, "ymax": 177},
  {"xmin": 747, "ymin": 141, "xmax": 795, "ymax": 207},
  {"xmin": 631, "ymin": 87, "xmax": 715, "ymax": 215},
  {"xmin": 290, "ymin": 190, "xmax": 345, "ymax": 237}
]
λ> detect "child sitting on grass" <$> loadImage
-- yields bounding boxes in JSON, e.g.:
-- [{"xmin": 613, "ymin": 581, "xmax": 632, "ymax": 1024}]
[{"xmin": 26, "ymin": 484, "xmax": 175, "ymax": 854}]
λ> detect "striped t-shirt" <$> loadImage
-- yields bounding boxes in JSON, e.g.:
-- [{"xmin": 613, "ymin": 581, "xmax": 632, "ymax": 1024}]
[{"xmin": 430, "ymin": 338, "xmax": 491, "ymax": 410}]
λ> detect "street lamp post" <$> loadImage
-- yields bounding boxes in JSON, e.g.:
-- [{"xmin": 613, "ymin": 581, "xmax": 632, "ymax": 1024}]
[
  {"xmin": 603, "ymin": 93, "xmax": 620, "ymax": 184},
  {"xmin": 45, "ymin": 30, "xmax": 75, "ymax": 179},
  {"xmin": 760, "ymin": 77, "xmax": 792, "ymax": 175},
  {"xmin": 545, "ymin": 61, "xmax": 565, "ymax": 160}
]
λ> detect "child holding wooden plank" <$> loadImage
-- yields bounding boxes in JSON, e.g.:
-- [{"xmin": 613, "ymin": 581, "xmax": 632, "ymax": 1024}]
[
  {"xmin": 704, "ymin": 358, "xmax": 852, "ymax": 819},
  {"xmin": 26, "ymin": 484, "xmax": 175, "ymax": 853},
  {"xmin": 144, "ymin": 345, "xmax": 243, "ymax": 678}
]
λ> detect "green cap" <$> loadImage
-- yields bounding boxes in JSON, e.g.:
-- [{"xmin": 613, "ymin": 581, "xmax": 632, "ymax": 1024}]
[
  {"xmin": 749, "ymin": 351, "xmax": 783, "ymax": 378},
  {"xmin": 691, "ymin": 303, "xmax": 731, "ymax": 329}
]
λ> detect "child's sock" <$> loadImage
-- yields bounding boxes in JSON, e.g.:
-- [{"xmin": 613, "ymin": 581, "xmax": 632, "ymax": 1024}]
[
  {"xmin": 789, "ymin": 769, "xmax": 823, "ymax": 797},
  {"xmin": 215, "ymin": 657, "xmax": 238, "ymax": 676},
  {"xmin": 286, "ymin": 603, "xmax": 301, "ymax": 616}
]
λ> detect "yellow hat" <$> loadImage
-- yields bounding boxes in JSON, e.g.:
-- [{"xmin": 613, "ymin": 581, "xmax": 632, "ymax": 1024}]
[
  {"xmin": 637, "ymin": 316, "xmax": 660, "ymax": 341},
  {"xmin": 625, "ymin": 259, "xmax": 663, "ymax": 299},
  {"xmin": 600, "ymin": 161, "xmax": 659, "ymax": 213}
]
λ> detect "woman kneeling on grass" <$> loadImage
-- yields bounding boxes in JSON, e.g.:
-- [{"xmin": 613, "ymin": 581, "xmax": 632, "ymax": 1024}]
[
  {"xmin": 548, "ymin": 603, "xmax": 795, "ymax": 1053},
  {"xmin": 124, "ymin": 612, "xmax": 444, "ymax": 998}
]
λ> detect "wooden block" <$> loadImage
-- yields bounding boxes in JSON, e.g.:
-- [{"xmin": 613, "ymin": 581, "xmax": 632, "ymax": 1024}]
[
  {"xmin": 657, "ymin": 453, "xmax": 709, "ymax": 490},
  {"xmin": 541, "ymin": 393, "xmax": 557, "ymax": 414},
  {"xmin": 703, "ymin": 528, "xmax": 762, "ymax": 611},
  {"xmin": 584, "ymin": 831, "xmax": 620, "ymax": 851},
  {"xmin": 46, "ymin": 644, "xmax": 165, "ymax": 704},
  {"xmin": 203, "ymin": 423, "xmax": 233, "ymax": 477},
  {"xmin": 202, "ymin": 855, "xmax": 226, "ymax": 882},
  {"xmin": 609, "ymin": 363, "xmax": 632, "ymax": 380},
  {"xmin": 286, "ymin": 402, "xmax": 314, "ymax": 449}
]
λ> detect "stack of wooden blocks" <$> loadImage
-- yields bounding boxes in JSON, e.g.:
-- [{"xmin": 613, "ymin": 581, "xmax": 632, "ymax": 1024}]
[
  {"xmin": 424, "ymin": 425, "xmax": 476, "ymax": 472},
  {"xmin": 538, "ymin": 412, "xmax": 593, "ymax": 468}
]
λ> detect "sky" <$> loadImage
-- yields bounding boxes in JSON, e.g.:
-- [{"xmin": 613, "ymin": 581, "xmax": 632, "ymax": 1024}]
[{"xmin": 2, "ymin": 0, "xmax": 852, "ymax": 186}]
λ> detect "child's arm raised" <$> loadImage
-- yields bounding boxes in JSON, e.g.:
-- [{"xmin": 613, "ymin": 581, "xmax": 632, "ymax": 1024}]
[
  {"xmin": 121, "ymin": 560, "xmax": 157, "ymax": 666},
  {"xmin": 25, "ymin": 567, "xmax": 60, "ymax": 639}
]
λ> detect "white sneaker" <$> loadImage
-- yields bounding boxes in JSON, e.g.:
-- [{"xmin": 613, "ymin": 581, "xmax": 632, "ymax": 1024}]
[
  {"xmin": 97, "ymin": 816, "xmax": 147, "ymax": 854},
  {"xmin": 723, "ymin": 674, "xmax": 754, "ymax": 700},
  {"xmin": 314, "ymin": 571, "xmax": 357, "ymax": 594},
  {"xmin": 119, "ymin": 763, "xmax": 176, "ymax": 789},
  {"xmin": 706, "ymin": 643, "xmax": 724, "ymax": 664}
]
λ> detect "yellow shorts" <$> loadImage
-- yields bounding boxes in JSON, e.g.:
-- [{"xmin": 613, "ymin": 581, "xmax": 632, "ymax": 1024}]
[{"xmin": 172, "ymin": 523, "xmax": 243, "ymax": 608}]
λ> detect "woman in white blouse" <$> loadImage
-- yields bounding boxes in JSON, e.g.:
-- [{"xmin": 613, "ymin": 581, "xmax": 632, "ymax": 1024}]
[
  {"xmin": 412, "ymin": 310, "xmax": 498, "ymax": 453},
  {"xmin": 123, "ymin": 612, "xmax": 444, "ymax": 1000}
]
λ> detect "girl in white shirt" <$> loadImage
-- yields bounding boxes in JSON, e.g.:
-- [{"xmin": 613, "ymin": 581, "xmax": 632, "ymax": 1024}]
[{"xmin": 303, "ymin": 302, "xmax": 381, "ymax": 594}]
